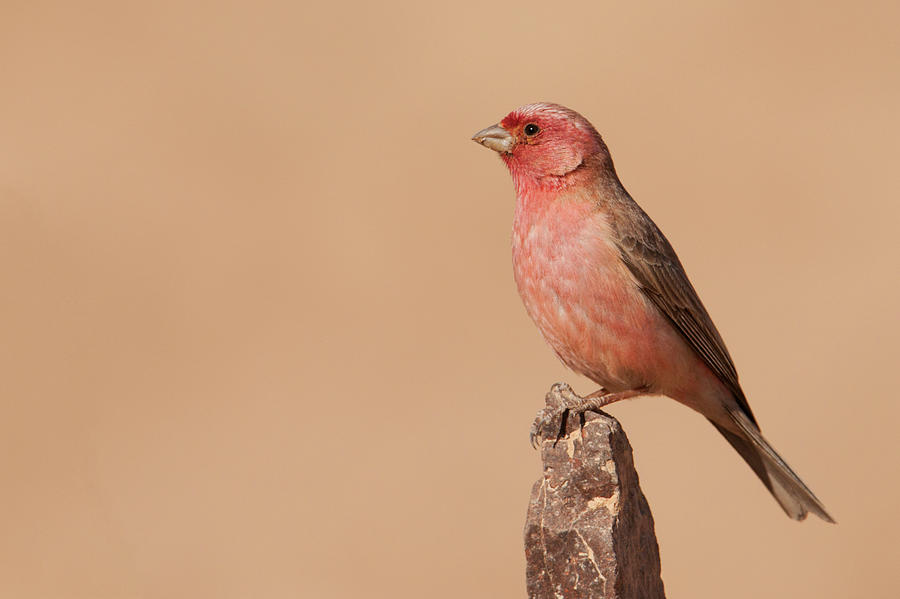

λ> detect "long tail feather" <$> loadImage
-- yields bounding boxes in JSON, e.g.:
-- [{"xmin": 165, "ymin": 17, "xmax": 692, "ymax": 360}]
[{"xmin": 709, "ymin": 410, "xmax": 834, "ymax": 523}]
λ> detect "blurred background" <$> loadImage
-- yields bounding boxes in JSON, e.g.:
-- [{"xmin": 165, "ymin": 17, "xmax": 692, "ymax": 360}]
[{"xmin": 1, "ymin": 1, "xmax": 898, "ymax": 597}]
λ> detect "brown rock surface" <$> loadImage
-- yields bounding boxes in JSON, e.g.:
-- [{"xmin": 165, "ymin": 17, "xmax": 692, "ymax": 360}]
[{"xmin": 525, "ymin": 384, "xmax": 665, "ymax": 599}]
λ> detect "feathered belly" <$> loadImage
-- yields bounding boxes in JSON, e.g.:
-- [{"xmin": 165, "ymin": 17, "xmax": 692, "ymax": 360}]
[{"xmin": 512, "ymin": 209, "xmax": 697, "ymax": 394}]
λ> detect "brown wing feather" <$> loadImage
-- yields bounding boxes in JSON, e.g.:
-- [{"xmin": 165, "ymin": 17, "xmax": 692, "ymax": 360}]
[{"xmin": 611, "ymin": 197, "xmax": 758, "ymax": 425}]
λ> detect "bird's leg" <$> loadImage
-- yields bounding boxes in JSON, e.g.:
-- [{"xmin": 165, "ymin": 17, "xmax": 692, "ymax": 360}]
[
  {"xmin": 530, "ymin": 382, "xmax": 646, "ymax": 448},
  {"xmin": 585, "ymin": 387, "xmax": 610, "ymax": 400}
]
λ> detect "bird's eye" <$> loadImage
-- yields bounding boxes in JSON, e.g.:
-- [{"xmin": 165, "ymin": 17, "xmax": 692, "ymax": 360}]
[{"xmin": 524, "ymin": 123, "xmax": 540, "ymax": 136}]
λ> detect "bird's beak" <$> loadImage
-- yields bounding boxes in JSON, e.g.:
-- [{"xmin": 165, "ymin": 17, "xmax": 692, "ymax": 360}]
[{"xmin": 472, "ymin": 124, "xmax": 515, "ymax": 154}]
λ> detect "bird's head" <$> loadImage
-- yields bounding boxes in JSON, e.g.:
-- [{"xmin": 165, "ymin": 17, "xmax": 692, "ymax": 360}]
[{"xmin": 472, "ymin": 103, "xmax": 609, "ymax": 184}]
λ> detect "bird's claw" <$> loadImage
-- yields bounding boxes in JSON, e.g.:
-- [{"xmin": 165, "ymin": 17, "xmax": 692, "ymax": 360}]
[
  {"xmin": 529, "ymin": 406, "xmax": 571, "ymax": 449},
  {"xmin": 529, "ymin": 382, "xmax": 582, "ymax": 449}
]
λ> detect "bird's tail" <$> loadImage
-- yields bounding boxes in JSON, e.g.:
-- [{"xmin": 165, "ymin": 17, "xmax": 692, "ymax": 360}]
[{"xmin": 709, "ymin": 409, "xmax": 835, "ymax": 523}]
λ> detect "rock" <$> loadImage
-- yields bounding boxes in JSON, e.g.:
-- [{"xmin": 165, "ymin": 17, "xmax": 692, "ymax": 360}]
[{"xmin": 524, "ymin": 385, "xmax": 665, "ymax": 599}]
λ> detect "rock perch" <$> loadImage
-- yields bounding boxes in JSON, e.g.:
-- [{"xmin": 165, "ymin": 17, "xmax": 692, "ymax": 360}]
[{"xmin": 525, "ymin": 383, "xmax": 665, "ymax": 599}]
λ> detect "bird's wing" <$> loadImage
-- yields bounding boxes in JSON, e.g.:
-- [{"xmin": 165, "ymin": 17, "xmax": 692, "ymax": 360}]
[{"xmin": 611, "ymin": 199, "xmax": 757, "ymax": 425}]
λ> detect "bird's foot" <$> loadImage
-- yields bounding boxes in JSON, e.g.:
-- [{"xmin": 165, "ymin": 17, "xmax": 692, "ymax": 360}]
[
  {"xmin": 529, "ymin": 382, "xmax": 593, "ymax": 449},
  {"xmin": 529, "ymin": 382, "xmax": 644, "ymax": 448}
]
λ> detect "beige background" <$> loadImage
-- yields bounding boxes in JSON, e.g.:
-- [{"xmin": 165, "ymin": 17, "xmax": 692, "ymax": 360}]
[{"xmin": 2, "ymin": 1, "xmax": 898, "ymax": 597}]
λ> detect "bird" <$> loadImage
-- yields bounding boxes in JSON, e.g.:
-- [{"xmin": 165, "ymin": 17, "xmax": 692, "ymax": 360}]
[{"xmin": 472, "ymin": 102, "xmax": 833, "ymax": 522}]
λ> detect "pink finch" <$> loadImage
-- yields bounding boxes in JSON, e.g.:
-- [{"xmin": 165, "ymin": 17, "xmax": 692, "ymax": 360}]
[{"xmin": 473, "ymin": 102, "xmax": 833, "ymax": 522}]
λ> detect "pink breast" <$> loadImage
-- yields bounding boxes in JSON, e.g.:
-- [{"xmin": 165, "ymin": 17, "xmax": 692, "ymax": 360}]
[{"xmin": 511, "ymin": 190, "xmax": 696, "ymax": 394}]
